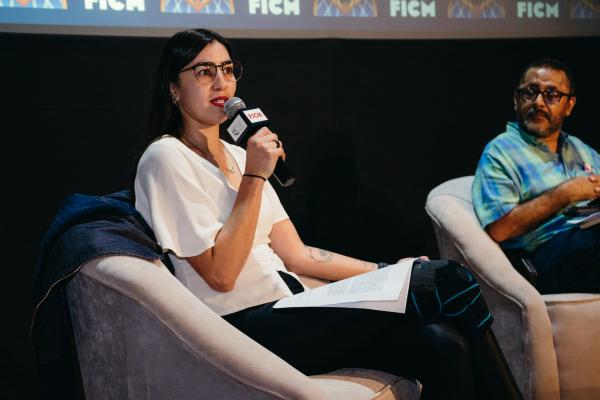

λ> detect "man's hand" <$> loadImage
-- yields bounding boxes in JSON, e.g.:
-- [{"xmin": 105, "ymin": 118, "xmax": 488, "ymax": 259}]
[{"xmin": 557, "ymin": 175, "xmax": 600, "ymax": 203}]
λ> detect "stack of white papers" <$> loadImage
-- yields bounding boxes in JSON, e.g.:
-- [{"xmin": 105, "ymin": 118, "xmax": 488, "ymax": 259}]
[{"xmin": 274, "ymin": 258, "xmax": 414, "ymax": 313}]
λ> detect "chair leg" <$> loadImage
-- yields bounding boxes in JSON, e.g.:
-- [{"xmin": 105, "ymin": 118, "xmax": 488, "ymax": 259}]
[{"xmin": 471, "ymin": 329, "xmax": 524, "ymax": 400}]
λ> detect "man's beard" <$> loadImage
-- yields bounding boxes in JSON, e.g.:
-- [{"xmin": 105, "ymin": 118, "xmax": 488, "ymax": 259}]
[{"xmin": 517, "ymin": 108, "xmax": 561, "ymax": 138}]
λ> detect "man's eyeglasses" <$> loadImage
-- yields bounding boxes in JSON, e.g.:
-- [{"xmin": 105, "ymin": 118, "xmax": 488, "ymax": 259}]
[
  {"xmin": 179, "ymin": 61, "xmax": 243, "ymax": 84},
  {"xmin": 516, "ymin": 86, "xmax": 573, "ymax": 105}
]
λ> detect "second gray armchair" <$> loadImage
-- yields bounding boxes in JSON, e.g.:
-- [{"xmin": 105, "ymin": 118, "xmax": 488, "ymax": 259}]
[{"xmin": 425, "ymin": 176, "xmax": 600, "ymax": 400}]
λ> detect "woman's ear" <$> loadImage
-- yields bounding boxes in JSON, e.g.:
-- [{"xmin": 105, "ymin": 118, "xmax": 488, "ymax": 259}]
[
  {"xmin": 169, "ymin": 82, "xmax": 178, "ymax": 97},
  {"xmin": 169, "ymin": 83, "xmax": 180, "ymax": 106}
]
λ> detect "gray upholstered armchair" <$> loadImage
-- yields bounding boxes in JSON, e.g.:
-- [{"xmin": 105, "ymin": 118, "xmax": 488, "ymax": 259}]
[
  {"xmin": 66, "ymin": 255, "xmax": 421, "ymax": 400},
  {"xmin": 425, "ymin": 176, "xmax": 600, "ymax": 400}
]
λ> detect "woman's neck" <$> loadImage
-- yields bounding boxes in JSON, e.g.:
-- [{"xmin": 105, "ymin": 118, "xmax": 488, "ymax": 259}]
[{"xmin": 182, "ymin": 125, "xmax": 221, "ymax": 154}]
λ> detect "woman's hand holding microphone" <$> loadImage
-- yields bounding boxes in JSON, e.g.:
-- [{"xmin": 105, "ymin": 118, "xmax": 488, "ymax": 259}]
[{"xmin": 244, "ymin": 127, "xmax": 285, "ymax": 182}]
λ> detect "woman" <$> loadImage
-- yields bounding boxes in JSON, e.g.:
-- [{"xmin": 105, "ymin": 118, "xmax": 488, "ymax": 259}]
[{"xmin": 134, "ymin": 29, "xmax": 522, "ymax": 400}]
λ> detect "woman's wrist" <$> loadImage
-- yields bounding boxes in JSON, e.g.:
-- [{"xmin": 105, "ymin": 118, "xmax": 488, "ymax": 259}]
[{"xmin": 243, "ymin": 173, "xmax": 267, "ymax": 182}]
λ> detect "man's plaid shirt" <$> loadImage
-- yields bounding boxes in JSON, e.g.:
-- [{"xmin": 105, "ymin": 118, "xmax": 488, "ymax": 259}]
[{"xmin": 472, "ymin": 122, "xmax": 600, "ymax": 252}]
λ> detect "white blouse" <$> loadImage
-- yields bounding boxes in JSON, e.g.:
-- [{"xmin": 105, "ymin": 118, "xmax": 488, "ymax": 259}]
[{"xmin": 135, "ymin": 135, "xmax": 303, "ymax": 315}]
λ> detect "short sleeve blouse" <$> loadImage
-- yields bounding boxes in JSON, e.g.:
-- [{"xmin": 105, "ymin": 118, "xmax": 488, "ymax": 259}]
[{"xmin": 134, "ymin": 135, "xmax": 300, "ymax": 315}]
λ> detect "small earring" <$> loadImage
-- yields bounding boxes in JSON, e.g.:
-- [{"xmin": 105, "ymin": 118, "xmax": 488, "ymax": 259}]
[{"xmin": 171, "ymin": 95, "xmax": 180, "ymax": 106}]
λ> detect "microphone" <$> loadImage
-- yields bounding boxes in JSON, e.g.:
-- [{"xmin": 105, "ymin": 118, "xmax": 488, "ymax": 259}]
[{"xmin": 224, "ymin": 97, "xmax": 295, "ymax": 187}]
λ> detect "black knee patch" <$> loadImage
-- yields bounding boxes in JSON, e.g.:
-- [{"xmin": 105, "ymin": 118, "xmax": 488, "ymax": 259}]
[
  {"xmin": 408, "ymin": 261, "xmax": 440, "ymax": 318},
  {"xmin": 409, "ymin": 260, "xmax": 492, "ymax": 334},
  {"xmin": 435, "ymin": 261, "xmax": 478, "ymax": 310}
]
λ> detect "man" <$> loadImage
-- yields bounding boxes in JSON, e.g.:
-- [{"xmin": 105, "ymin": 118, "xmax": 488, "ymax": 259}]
[{"xmin": 472, "ymin": 58, "xmax": 600, "ymax": 294}]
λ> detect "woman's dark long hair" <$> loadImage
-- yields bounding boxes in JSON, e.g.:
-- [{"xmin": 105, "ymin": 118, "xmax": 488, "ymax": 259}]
[{"xmin": 130, "ymin": 29, "xmax": 233, "ymax": 202}]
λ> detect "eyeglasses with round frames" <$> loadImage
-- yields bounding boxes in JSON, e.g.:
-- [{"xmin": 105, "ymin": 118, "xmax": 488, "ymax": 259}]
[
  {"xmin": 516, "ymin": 85, "xmax": 573, "ymax": 105},
  {"xmin": 179, "ymin": 61, "xmax": 243, "ymax": 84}
]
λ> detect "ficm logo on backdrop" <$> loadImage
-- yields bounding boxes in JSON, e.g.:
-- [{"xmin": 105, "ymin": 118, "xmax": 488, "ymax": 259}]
[
  {"xmin": 517, "ymin": 1, "xmax": 559, "ymax": 18},
  {"xmin": 248, "ymin": 0, "xmax": 299, "ymax": 15},
  {"xmin": 84, "ymin": 0, "xmax": 145, "ymax": 11},
  {"xmin": 390, "ymin": 0, "xmax": 436, "ymax": 18}
]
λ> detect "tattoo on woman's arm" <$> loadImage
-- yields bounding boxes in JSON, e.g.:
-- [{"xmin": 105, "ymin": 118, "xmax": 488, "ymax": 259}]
[{"xmin": 306, "ymin": 246, "xmax": 333, "ymax": 263}]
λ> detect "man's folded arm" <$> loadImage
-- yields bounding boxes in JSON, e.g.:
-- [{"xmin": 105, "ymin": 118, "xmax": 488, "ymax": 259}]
[{"xmin": 486, "ymin": 175, "xmax": 600, "ymax": 243}]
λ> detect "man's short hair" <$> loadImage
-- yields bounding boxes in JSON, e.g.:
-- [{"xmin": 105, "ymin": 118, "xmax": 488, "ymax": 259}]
[{"xmin": 518, "ymin": 58, "xmax": 576, "ymax": 95}]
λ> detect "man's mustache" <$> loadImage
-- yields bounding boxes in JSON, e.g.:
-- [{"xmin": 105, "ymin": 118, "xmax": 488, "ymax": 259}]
[{"xmin": 526, "ymin": 108, "xmax": 550, "ymax": 121}]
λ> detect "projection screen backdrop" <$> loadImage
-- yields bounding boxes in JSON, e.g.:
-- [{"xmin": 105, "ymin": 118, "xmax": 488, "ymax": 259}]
[{"xmin": 0, "ymin": 0, "xmax": 599, "ymax": 39}]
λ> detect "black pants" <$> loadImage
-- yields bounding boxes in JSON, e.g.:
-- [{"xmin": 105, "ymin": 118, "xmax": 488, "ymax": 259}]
[
  {"xmin": 531, "ymin": 225, "xmax": 600, "ymax": 294},
  {"xmin": 224, "ymin": 260, "xmax": 517, "ymax": 400}
]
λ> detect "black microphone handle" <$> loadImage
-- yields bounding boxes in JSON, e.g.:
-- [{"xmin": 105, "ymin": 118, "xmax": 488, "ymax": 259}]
[
  {"xmin": 224, "ymin": 103, "xmax": 295, "ymax": 187},
  {"xmin": 272, "ymin": 157, "xmax": 295, "ymax": 187}
]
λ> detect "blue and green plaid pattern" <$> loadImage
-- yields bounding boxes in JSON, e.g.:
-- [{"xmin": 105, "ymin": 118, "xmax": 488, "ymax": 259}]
[{"xmin": 472, "ymin": 122, "xmax": 600, "ymax": 252}]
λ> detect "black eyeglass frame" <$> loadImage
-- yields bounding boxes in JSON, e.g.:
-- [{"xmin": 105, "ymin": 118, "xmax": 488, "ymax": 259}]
[
  {"xmin": 178, "ymin": 61, "xmax": 243, "ymax": 84},
  {"xmin": 516, "ymin": 85, "xmax": 574, "ymax": 105}
]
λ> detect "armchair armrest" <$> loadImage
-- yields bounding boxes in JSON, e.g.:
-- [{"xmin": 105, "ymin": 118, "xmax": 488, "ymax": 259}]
[{"xmin": 71, "ymin": 255, "xmax": 329, "ymax": 400}]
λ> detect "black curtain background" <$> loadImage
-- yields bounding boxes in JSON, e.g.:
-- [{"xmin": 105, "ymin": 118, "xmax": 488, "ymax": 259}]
[{"xmin": 2, "ymin": 32, "xmax": 599, "ymax": 398}]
